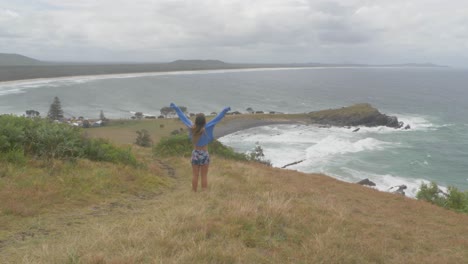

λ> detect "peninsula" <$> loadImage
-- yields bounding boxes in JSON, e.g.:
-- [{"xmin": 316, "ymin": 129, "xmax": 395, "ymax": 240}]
[
  {"xmin": 215, "ymin": 103, "xmax": 405, "ymax": 138},
  {"xmin": 0, "ymin": 53, "xmax": 447, "ymax": 82}
]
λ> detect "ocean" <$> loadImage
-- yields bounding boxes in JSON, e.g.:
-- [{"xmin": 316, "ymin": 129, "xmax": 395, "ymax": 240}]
[{"xmin": 1, "ymin": 67, "xmax": 467, "ymax": 196}]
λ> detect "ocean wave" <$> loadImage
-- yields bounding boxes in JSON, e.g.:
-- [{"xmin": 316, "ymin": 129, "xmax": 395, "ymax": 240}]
[
  {"xmin": 305, "ymin": 136, "xmax": 390, "ymax": 159},
  {"xmin": 0, "ymin": 88, "xmax": 25, "ymax": 96},
  {"xmin": 337, "ymin": 168, "xmax": 446, "ymax": 198}
]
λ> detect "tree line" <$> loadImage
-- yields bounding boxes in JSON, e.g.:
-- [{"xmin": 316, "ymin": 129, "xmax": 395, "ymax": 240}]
[{"xmin": 26, "ymin": 96, "xmax": 190, "ymax": 121}]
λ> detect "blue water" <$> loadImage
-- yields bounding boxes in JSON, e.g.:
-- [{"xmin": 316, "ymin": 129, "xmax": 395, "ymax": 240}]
[{"xmin": 1, "ymin": 67, "xmax": 467, "ymax": 195}]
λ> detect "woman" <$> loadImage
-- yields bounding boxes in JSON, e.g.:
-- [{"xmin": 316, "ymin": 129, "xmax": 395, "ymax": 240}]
[{"xmin": 170, "ymin": 103, "xmax": 231, "ymax": 191}]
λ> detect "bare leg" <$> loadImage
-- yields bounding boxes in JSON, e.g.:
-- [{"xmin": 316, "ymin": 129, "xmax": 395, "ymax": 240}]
[
  {"xmin": 201, "ymin": 164, "xmax": 209, "ymax": 191},
  {"xmin": 192, "ymin": 165, "xmax": 200, "ymax": 192}
]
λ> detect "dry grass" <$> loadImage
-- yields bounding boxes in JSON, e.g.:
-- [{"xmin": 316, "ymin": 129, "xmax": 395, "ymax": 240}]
[
  {"xmin": 1, "ymin": 116, "xmax": 467, "ymax": 263},
  {"xmin": 2, "ymin": 156, "xmax": 467, "ymax": 263},
  {"xmin": 85, "ymin": 119, "xmax": 187, "ymax": 146}
]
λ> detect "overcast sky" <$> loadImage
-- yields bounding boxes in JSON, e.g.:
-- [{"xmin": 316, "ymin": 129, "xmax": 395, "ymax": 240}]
[{"xmin": 1, "ymin": 0, "xmax": 467, "ymax": 66}]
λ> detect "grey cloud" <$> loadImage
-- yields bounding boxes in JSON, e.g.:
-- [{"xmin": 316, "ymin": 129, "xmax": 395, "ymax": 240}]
[
  {"xmin": 0, "ymin": 0, "xmax": 467, "ymax": 66},
  {"xmin": 318, "ymin": 30, "xmax": 372, "ymax": 44}
]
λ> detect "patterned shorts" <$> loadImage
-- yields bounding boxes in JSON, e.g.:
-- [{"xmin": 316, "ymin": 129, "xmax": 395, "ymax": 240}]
[{"xmin": 191, "ymin": 149, "xmax": 210, "ymax": 166}]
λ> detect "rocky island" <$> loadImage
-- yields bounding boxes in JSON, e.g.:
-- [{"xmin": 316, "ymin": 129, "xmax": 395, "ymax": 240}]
[{"xmin": 307, "ymin": 103, "xmax": 404, "ymax": 128}]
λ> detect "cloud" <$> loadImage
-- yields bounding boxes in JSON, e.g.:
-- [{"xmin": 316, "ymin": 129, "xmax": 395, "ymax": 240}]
[{"xmin": 0, "ymin": 0, "xmax": 467, "ymax": 66}]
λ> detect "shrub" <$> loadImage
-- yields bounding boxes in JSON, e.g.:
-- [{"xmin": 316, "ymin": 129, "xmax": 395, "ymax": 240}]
[
  {"xmin": 82, "ymin": 138, "xmax": 138, "ymax": 166},
  {"xmin": 0, "ymin": 148, "xmax": 27, "ymax": 165},
  {"xmin": 0, "ymin": 115, "xmax": 33, "ymax": 152},
  {"xmin": 25, "ymin": 120, "xmax": 83, "ymax": 160},
  {"xmin": 208, "ymin": 140, "xmax": 249, "ymax": 161},
  {"xmin": 446, "ymin": 186, "xmax": 468, "ymax": 213},
  {"xmin": 416, "ymin": 182, "xmax": 446, "ymax": 207},
  {"xmin": 135, "ymin": 129, "xmax": 152, "ymax": 147},
  {"xmin": 153, "ymin": 134, "xmax": 248, "ymax": 161},
  {"xmin": 247, "ymin": 143, "xmax": 272, "ymax": 166},
  {"xmin": 416, "ymin": 182, "xmax": 468, "ymax": 214},
  {"xmin": 0, "ymin": 115, "xmax": 137, "ymax": 166},
  {"xmin": 153, "ymin": 134, "xmax": 192, "ymax": 157}
]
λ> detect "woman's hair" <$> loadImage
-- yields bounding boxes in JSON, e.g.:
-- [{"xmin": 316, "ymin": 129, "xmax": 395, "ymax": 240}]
[{"xmin": 191, "ymin": 113, "xmax": 206, "ymax": 145}]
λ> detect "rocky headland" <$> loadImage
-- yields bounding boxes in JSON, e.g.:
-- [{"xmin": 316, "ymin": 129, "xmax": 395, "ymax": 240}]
[
  {"xmin": 307, "ymin": 103, "xmax": 405, "ymax": 128},
  {"xmin": 216, "ymin": 103, "xmax": 406, "ymax": 138}
]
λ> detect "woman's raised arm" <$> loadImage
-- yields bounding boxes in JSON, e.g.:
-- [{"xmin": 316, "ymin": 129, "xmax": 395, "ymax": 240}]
[
  {"xmin": 206, "ymin": 107, "xmax": 231, "ymax": 127},
  {"xmin": 170, "ymin": 103, "xmax": 193, "ymax": 127}
]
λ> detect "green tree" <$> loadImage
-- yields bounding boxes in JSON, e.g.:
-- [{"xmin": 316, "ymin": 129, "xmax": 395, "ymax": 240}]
[
  {"xmin": 160, "ymin": 106, "xmax": 174, "ymax": 117},
  {"xmin": 161, "ymin": 105, "xmax": 187, "ymax": 117},
  {"xmin": 100, "ymin": 110, "xmax": 106, "ymax": 120},
  {"xmin": 25, "ymin": 109, "xmax": 40, "ymax": 118},
  {"xmin": 134, "ymin": 112, "xmax": 143, "ymax": 120},
  {"xmin": 47, "ymin": 96, "xmax": 64, "ymax": 120},
  {"xmin": 248, "ymin": 142, "xmax": 271, "ymax": 166}
]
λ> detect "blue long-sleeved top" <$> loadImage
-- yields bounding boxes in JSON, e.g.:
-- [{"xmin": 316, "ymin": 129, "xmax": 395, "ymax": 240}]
[{"xmin": 170, "ymin": 103, "xmax": 230, "ymax": 147}]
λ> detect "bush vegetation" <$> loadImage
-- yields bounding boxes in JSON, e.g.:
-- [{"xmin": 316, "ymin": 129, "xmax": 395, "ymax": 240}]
[
  {"xmin": 0, "ymin": 115, "xmax": 136, "ymax": 165},
  {"xmin": 416, "ymin": 181, "xmax": 468, "ymax": 213},
  {"xmin": 153, "ymin": 134, "xmax": 273, "ymax": 165},
  {"xmin": 153, "ymin": 134, "xmax": 248, "ymax": 161},
  {"xmin": 135, "ymin": 129, "xmax": 152, "ymax": 147}
]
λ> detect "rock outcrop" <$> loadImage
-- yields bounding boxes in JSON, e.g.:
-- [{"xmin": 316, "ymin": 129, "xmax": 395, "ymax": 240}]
[
  {"xmin": 356, "ymin": 178, "xmax": 376, "ymax": 187},
  {"xmin": 388, "ymin": 185, "xmax": 407, "ymax": 196},
  {"xmin": 308, "ymin": 103, "xmax": 404, "ymax": 128}
]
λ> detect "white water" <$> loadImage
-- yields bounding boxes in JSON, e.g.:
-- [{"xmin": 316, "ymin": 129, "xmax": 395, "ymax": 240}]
[{"xmin": 219, "ymin": 115, "xmax": 442, "ymax": 198}]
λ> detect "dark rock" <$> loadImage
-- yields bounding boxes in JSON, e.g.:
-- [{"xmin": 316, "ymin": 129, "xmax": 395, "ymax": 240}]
[
  {"xmin": 388, "ymin": 185, "xmax": 407, "ymax": 196},
  {"xmin": 404, "ymin": 124, "xmax": 411, "ymax": 130},
  {"xmin": 352, "ymin": 128, "xmax": 360, "ymax": 132},
  {"xmin": 357, "ymin": 178, "xmax": 376, "ymax": 186}
]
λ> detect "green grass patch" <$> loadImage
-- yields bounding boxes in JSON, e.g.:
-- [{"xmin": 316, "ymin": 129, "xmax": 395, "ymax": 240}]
[
  {"xmin": 153, "ymin": 134, "xmax": 248, "ymax": 161},
  {"xmin": 0, "ymin": 158, "xmax": 170, "ymax": 217}
]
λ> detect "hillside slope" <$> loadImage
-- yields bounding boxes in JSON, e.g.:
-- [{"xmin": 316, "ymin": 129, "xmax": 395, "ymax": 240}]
[
  {"xmin": 1, "ymin": 155, "xmax": 467, "ymax": 263},
  {"xmin": 0, "ymin": 53, "xmax": 45, "ymax": 66},
  {"xmin": 1, "ymin": 117, "xmax": 467, "ymax": 263}
]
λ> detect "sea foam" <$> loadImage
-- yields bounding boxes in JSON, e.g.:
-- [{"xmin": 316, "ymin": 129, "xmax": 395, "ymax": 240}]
[{"xmin": 219, "ymin": 123, "xmax": 438, "ymax": 198}]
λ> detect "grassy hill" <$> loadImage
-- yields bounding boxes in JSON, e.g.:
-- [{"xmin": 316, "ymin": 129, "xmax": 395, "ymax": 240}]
[
  {"xmin": 0, "ymin": 53, "xmax": 45, "ymax": 66},
  {"xmin": 1, "ymin": 117, "xmax": 467, "ymax": 263}
]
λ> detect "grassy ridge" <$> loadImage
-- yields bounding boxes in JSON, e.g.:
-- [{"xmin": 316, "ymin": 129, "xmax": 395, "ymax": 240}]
[
  {"xmin": 1, "ymin": 117, "xmax": 468, "ymax": 263},
  {"xmin": 2, "ymin": 157, "xmax": 467, "ymax": 263}
]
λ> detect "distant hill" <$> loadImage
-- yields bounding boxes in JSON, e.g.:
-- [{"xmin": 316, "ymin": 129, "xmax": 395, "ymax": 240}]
[
  {"xmin": 0, "ymin": 53, "xmax": 45, "ymax": 66},
  {"xmin": 0, "ymin": 54, "xmax": 448, "ymax": 82},
  {"xmin": 169, "ymin": 59, "xmax": 227, "ymax": 65}
]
